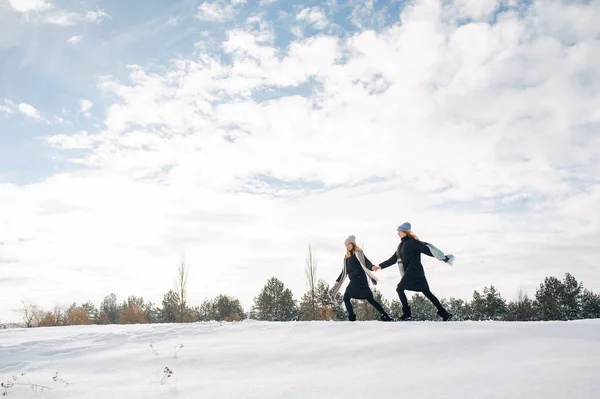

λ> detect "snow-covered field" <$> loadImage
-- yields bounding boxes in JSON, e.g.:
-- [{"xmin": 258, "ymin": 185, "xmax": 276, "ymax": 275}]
[{"xmin": 1, "ymin": 320, "xmax": 599, "ymax": 398}]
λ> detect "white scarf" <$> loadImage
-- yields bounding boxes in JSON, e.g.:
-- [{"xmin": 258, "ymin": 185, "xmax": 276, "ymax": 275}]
[{"xmin": 396, "ymin": 241, "xmax": 453, "ymax": 276}]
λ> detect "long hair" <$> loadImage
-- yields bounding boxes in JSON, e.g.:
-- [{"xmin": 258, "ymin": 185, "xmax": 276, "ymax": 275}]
[
  {"xmin": 402, "ymin": 230, "xmax": 420, "ymax": 241},
  {"xmin": 345, "ymin": 243, "xmax": 363, "ymax": 258}
]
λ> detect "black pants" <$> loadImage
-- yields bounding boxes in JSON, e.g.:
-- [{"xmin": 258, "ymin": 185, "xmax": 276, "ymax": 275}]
[
  {"xmin": 343, "ymin": 290, "xmax": 387, "ymax": 316},
  {"xmin": 397, "ymin": 280, "xmax": 447, "ymax": 316}
]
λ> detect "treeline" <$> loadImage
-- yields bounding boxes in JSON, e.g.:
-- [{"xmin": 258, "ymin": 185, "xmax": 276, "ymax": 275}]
[
  {"xmin": 388, "ymin": 272, "xmax": 600, "ymax": 322},
  {"xmin": 17, "ymin": 249, "xmax": 600, "ymax": 327}
]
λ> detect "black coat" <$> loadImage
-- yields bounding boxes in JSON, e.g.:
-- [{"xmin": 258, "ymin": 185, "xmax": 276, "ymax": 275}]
[
  {"xmin": 336, "ymin": 252, "xmax": 375, "ymax": 299},
  {"xmin": 380, "ymin": 235, "xmax": 434, "ymax": 292}
]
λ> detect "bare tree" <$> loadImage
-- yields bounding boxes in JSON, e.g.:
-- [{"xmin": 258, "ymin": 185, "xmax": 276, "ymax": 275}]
[
  {"xmin": 53, "ymin": 305, "xmax": 66, "ymax": 326},
  {"xmin": 174, "ymin": 254, "xmax": 189, "ymax": 321},
  {"xmin": 20, "ymin": 301, "xmax": 42, "ymax": 328},
  {"xmin": 515, "ymin": 286, "xmax": 528, "ymax": 303},
  {"xmin": 302, "ymin": 244, "xmax": 318, "ymax": 320}
]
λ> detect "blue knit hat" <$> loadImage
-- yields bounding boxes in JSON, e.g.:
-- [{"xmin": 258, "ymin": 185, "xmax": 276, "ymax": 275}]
[{"xmin": 397, "ymin": 222, "xmax": 411, "ymax": 231}]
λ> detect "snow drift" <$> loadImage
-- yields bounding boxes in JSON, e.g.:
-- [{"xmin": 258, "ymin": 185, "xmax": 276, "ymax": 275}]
[{"xmin": 1, "ymin": 320, "xmax": 599, "ymax": 398}]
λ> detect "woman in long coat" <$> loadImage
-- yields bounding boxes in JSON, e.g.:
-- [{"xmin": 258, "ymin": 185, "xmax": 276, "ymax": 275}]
[
  {"xmin": 373, "ymin": 222, "xmax": 454, "ymax": 321},
  {"xmin": 332, "ymin": 235, "xmax": 393, "ymax": 321}
]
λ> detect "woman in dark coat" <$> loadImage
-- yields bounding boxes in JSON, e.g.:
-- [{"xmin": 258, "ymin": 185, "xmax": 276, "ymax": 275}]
[
  {"xmin": 332, "ymin": 235, "xmax": 393, "ymax": 321},
  {"xmin": 372, "ymin": 222, "xmax": 454, "ymax": 321}
]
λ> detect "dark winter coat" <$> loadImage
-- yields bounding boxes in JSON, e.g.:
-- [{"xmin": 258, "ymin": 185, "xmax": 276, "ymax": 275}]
[
  {"xmin": 380, "ymin": 235, "xmax": 434, "ymax": 292},
  {"xmin": 336, "ymin": 252, "xmax": 376, "ymax": 299}
]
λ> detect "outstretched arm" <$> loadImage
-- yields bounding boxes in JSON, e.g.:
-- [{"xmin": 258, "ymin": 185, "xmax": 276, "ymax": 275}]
[
  {"xmin": 412, "ymin": 240, "xmax": 434, "ymax": 257},
  {"xmin": 422, "ymin": 241, "xmax": 453, "ymax": 263},
  {"xmin": 375, "ymin": 253, "xmax": 398, "ymax": 270}
]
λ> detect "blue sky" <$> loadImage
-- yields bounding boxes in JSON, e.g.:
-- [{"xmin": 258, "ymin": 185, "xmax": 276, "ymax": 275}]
[
  {"xmin": 1, "ymin": 0, "xmax": 412, "ymax": 183},
  {"xmin": 1, "ymin": 0, "xmax": 599, "ymax": 322}
]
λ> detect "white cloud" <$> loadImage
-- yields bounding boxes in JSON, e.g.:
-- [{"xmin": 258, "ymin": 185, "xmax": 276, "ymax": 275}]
[
  {"xmin": 296, "ymin": 7, "xmax": 329, "ymax": 30},
  {"xmin": 245, "ymin": 15, "xmax": 275, "ymax": 43},
  {"xmin": 349, "ymin": 0, "xmax": 382, "ymax": 29},
  {"xmin": 85, "ymin": 9, "xmax": 109, "ymax": 23},
  {"xmin": 0, "ymin": 104, "xmax": 14, "ymax": 114},
  {"xmin": 450, "ymin": 0, "xmax": 500, "ymax": 21},
  {"xmin": 6, "ymin": 0, "xmax": 110, "ymax": 26},
  {"xmin": 42, "ymin": 11, "xmax": 81, "ymax": 26},
  {"xmin": 17, "ymin": 102, "xmax": 40, "ymax": 119},
  {"xmin": 42, "ymin": 9, "xmax": 109, "ymax": 26},
  {"xmin": 290, "ymin": 25, "xmax": 304, "ymax": 39},
  {"xmin": 1, "ymin": 99, "xmax": 57, "ymax": 121},
  {"xmin": 7, "ymin": 0, "xmax": 52, "ymax": 13},
  {"xmin": 196, "ymin": 0, "xmax": 246, "ymax": 22},
  {"xmin": 80, "ymin": 99, "xmax": 93, "ymax": 116},
  {"xmin": 67, "ymin": 35, "xmax": 83, "ymax": 45},
  {"xmin": 2, "ymin": 0, "xmax": 600, "ymax": 320},
  {"xmin": 47, "ymin": 131, "xmax": 95, "ymax": 149}
]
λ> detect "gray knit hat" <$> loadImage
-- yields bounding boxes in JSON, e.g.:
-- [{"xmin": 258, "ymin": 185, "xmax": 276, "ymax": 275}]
[
  {"xmin": 345, "ymin": 235, "xmax": 356, "ymax": 244},
  {"xmin": 397, "ymin": 222, "xmax": 411, "ymax": 231}
]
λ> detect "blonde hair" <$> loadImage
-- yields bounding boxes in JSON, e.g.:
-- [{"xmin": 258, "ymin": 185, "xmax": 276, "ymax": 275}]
[
  {"xmin": 402, "ymin": 230, "xmax": 420, "ymax": 241},
  {"xmin": 345, "ymin": 243, "xmax": 363, "ymax": 258}
]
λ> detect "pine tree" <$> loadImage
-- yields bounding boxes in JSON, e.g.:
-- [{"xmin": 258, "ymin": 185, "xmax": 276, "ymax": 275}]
[
  {"xmin": 505, "ymin": 288, "xmax": 537, "ymax": 321},
  {"xmin": 536, "ymin": 276, "xmax": 565, "ymax": 320},
  {"xmin": 81, "ymin": 301, "xmax": 99, "ymax": 323},
  {"xmin": 313, "ymin": 279, "xmax": 344, "ymax": 320},
  {"xmin": 483, "ymin": 285, "xmax": 507, "ymax": 320},
  {"xmin": 160, "ymin": 290, "xmax": 179, "ymax": 323},
  {"xmin": 100, "ymin": 293, "xmax": 121, "ymax": 324},
  {"xmin": 470, "ymin": 290, "xmax": 486, "ymax": 320},
  {"xmin": 252, "ymin": 277, "xmax": 298, "ymax": 321},
  {"xmin": 211, "ymin": 294, "xmax": 246, "ymax": 321},
  {"xmin": 325, "ymin": 282, "xmax": 347, "ymax": 321},
  {"xmin": 409, "ymin": 293, "xmax": 438, "ymax": 321},
  {"xmin": 445, "ymin": 297, "xmax": 470, "ymax": 321},
  {"xmin": 389, "ymin": 300, "xmax": 403, "ymax": 320},
  {"xmin": 581, "ymin": 289, "xmax": 600, "ymax": 319},
  {"xmin": 561, "ymin": 273, "xmax": 583, "ymax": 320},
  {"xmin": 189, "ymin": 295, "xmax": 244, "ymax": 322},
  {"xmin": 144, "ymin": 302, "xmax": 160, "ymax": 324},
  {"xmin": 193, "ymin": 299, "xmax": 215, "ymax": 321}
]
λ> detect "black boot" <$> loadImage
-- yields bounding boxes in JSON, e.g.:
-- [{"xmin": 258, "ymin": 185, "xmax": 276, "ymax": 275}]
[
  {"xmin": 399, "ymin": 306, "xmax": 412, "ymax": 321},
  {"xmin": 348, "ymin": 313, "xmax": 356, "ymax": 321},
  {"xmin": 438, "ymin": 310, "xmax": 453, "ymax": 321},
  {"xmin": 380, "ymin": 313, "xmax": 394, "ymax": 322}
]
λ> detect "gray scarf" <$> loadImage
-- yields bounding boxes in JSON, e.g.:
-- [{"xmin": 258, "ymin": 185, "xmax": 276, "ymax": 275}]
[{"xmin": 330, "ymin": 250, "xmax": 379, "ymax": 298}]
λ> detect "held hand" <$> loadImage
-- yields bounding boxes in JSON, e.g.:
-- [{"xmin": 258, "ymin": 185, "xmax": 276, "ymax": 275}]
[
  {"xmin": 372, "ymin": 265, "xmax": 381, "ymax": 271},
  {"xmin": 333, "ymin": 281, "xmax": 339, "ymax": 286}
]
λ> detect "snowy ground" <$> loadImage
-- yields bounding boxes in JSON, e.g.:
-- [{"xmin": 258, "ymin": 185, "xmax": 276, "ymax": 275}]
[{"xmin": 1, "ymin": 320, "xmax": 599, "ymax": 398}]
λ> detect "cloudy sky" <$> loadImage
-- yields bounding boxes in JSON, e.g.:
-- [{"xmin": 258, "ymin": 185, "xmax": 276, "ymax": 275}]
[{"xmin": 1, "ymin": 0, "xmax": 599, "ymax": 322}]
